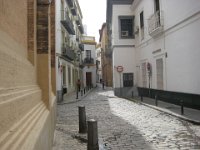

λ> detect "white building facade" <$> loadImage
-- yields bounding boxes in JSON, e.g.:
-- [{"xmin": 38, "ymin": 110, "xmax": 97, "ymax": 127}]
[
  {"xmin": 96, "ymin": 45, "xmax": 102, "ymax": 83},
  {"xmin": 82, "ymin": 36, "xmax": 97, "ymax": 88},
  {"xmin": 107, "ymin": 0, "xmax": 200, "ymax": 101},
  {"xmin": 55, "ymin": 0, "xmax": 84, "ymax": 102}
]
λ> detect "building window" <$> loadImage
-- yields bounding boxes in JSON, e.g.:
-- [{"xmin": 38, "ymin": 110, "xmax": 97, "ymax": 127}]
[
  {"xmin": 155, "ymin": 0, "xmax": 160, "ymax": 12},
  {"xmin": 68, "ymin": 66, "xmax": 71, "ymax": 85},
  {"xmin": 86, "ymin": 50, "xmax": 91, "ymax": 59},
  {"xmin": 156, "ymin": 58, "xmax": 164, "ymax": 90},
  {"xmin": 142, "ymin": 62, "xmax": 147, "ymax": 87},
  {"xmin": 119, "ymin": 16, "xmax": 134, "ymax": 39},
  {"xmin": 140, "ymin": 11, "xmax": 144, "ymax": 40},
  {"xmin": 62, "ymin": 66, "xmax": 66, "ymax": 85},
  {"xmin": 123, "ymin": 73, "xmax": 134, "ymax": 87}
]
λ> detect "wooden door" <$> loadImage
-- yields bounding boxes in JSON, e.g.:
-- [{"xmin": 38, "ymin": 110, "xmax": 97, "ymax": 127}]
[{"xmin": 86, "ymin": 72, "xmax": 92, "ymax": 86}]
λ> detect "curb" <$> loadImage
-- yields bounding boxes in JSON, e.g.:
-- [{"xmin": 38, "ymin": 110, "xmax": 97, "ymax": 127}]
[
  {"xmin": 126, "ymin": 98, "xmax": 200, "ymax": 125},
  {"xmin": 57, "ymin": 88, "xmax": 95, "ymax": 105}
]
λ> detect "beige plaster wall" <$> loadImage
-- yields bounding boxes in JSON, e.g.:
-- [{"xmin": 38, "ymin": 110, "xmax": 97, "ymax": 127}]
[{"xmin": 0, "ymin": 0, "xmax": 27, "ymax": 57}]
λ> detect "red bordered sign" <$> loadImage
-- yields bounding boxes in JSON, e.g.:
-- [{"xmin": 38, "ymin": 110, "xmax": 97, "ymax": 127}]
[{"xmin": 117, "ymin": 66, "xmax": 123, "ymax": 72}]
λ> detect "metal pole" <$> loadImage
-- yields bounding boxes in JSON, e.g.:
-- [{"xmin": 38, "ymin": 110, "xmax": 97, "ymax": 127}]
[
  {"xmin": 81, "ymin": 90, "xmax": 83, "ymax": 96},
  {"xmin": 76, "ymin": 89, "xmax": 78, "ymax": 99},
  {"xmin": 132, "ymin": 91, "xmax": 134, "ymax": 98},
  {"xmin": 78, "ymin": 106, "xmax": 87, "ymax": 133},
  {"xmin": 155, "ymin": 94, "xmax": 158, "ymax": 106},
  {"xmin": 149, "ymin": 73, "xmax": 151, "ymax": 97},
  {"xmin": 120, "ymin": 73, "xmax": 122, "ymax": 97},
  {"xmin": 87, "ymin": 119, "xmax": 99, "ymax": 150},
  {"xmin": 141, "ymin": 91, "xmax": 143, "ymax": 102},
  {"xmin": 180, "ymin": 100, "xmax": 184, "ymax": 115}
]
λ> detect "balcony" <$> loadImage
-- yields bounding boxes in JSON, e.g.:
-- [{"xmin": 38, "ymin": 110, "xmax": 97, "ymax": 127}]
[
  {"xmin": 84, "ymin": 58, "xmax": 94, "ymax": 64},
  {"xmin": 79, "ymin": 60, "xmax": 84, "ymax": 68},
  {"xmin": 65, "ymin": 0, "xmax": 73, "ymax": 7},
  {"xmin": 78, "ymin": 24, "xmax": 84, "ymax": 34},
  {"xmin": 75, "ymin": 15, "xmax": 84, "ymax": 34},
  {"xmin": 62, "ymin": 46, "xmax": 75, "ymax": 61},
  {"xmin": 79, "ymin": 43, "xmax": 84, "ymax": 51},
  {"xmin": 71, "ymin": 4, "xmax": 77, "ymax": 16},
  {"xmin": 61, "ymin": 14, "xmax": 75, "ymax": 35},
  {"xmin": 148, "ymin": 11, "xmax": 164, "ymax": 37}
]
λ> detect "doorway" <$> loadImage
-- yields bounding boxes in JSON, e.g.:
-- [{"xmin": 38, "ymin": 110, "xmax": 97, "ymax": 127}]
[{"xmin": 86, "ymin": 72, "xmax": 92, "ymax": 86}]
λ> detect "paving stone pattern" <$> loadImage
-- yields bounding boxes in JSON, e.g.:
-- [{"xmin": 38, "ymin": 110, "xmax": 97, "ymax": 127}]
[{"xmin": 53, "ymin": 87, "xmax": 200, "ymax": 150}]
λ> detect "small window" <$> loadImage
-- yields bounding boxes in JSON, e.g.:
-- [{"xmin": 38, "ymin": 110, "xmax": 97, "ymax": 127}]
[
  {"xmin": 86, "ymin": 50, "xmax": 91, "ymax": 59},
  {"xmin": 140, "ymin": 11, "xmax": 144, "ymax": 28},
  {"xmin": 155, "ymin": 0, "xmax": 160, "ymax": 12},
  {"xmin": 68, "ymin": 66, "xmax": 71, "ymax": 85},
  {"xmin": 142, "ymin": 62, "xmax": 147, "ymax": 87},
  {"xmin": 140, "ymin": 11, "xmax": 144, "ymax": 40},
  {"xmin": 119, "ymin": 16, "xmax": 134, "ymax": 38},
  {"xmin": 123, "ymin": 73, "xmax": 134, "ymax": 87}
]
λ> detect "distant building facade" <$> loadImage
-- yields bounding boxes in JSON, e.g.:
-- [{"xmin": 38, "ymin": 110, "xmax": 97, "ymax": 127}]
[
  {"xmin": 107, "ymin": 0, "xmax": 200, "ymax": 100},
  {"xmin": 96, "ymin": 44, "xmax": 102, "ymax": 83},
  {"xmin": 0, "ymin": 0, "xmax": 56, "ymax": 149},
  {"xmin": 99, "ymin": 23, "xmax": 113, "ymax": 87},
  {"xmin": 82, "ymin": 36, "xmax": 97, "ymax": 87},
  {"xmin": 55, "ymin": 0, "xmax": 84, "ymax": 101}
]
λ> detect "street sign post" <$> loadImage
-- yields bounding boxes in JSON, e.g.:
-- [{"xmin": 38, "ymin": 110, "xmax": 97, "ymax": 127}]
[{"xmin": 116, "ymin": 66, "xmax": 123, "ymax": 97}]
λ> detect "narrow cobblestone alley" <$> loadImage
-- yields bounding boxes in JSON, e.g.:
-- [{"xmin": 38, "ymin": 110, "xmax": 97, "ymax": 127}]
[{"xmin": 53, "ymin": 87, "xmax": 200, "ymax": 150}]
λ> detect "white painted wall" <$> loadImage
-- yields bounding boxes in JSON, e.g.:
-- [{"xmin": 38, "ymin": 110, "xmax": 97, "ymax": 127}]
[
  {"xmin": 55, "ymin": 0, "xmax": 62, "ymax": 91},
  {"xmin": 132, "ymin": 0, "xmax": 200, "ymax": 94},
  {"xmin": 82, "ymin": 43, "xmax": 97, "ymax": 87},
  {"xmin": 113, "ymin": 47, "xmax": 136, "ymax": 88},
  {"xmin": 111, "ymin": 5, "xmax": 136, "ymax": 89},
  {"xmin": 112, "ymin": 5, "xmax": 135, "ymax": 46},
  {"xmin": 83, "ymin": 44, "xmax": 96, "ymax": 61}
]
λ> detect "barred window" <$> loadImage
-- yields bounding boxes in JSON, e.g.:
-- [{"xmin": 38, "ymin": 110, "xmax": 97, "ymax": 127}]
[
  {"xmin": 119, "ymin": 16, "xmax": 134, "ymax": 38},
  {"xmin": 123, "ymin": 73, "xmax": 134, "ymax": 87}
]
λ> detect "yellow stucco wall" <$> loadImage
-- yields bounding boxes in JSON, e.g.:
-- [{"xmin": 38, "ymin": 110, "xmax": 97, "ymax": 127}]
[{"xmin": 0, "ymin": 0, "xmax": 56, "ymax": 149}]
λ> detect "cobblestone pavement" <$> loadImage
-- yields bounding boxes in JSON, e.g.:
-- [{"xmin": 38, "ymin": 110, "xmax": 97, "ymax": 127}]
[{"xmin": 53, "ymin": 87, "xmax": 200, "ymax": 150}]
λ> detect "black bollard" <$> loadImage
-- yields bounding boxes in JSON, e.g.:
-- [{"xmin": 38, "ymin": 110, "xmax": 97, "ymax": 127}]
[
  {"xmin": 84, "ymin": 88, "xmax": 86, "ymax": 94},
  {"xmin": 79, "ymin": 106, "xmax": 87, "ymax": 133},
  {"xmin": 76, "ymin": 89, "xmax": 78, "ymax": 99},
  {"xmin": 87, "ymin": 119, "xmax": 99, "ymax": 150},
  {"xmin": 141, "ymin": 94, "xmax": 143, "ymax": 102},
  {"xmin": 155, "ymin": 94, "xmax": 158, "ymax": 106},
  {"xmin": 81, "ymin": 90, "xmax": 83, "ymax": 96},
  {"xmin": 180, "ymin": 100, "xmax": 184, "ymax": 115}
]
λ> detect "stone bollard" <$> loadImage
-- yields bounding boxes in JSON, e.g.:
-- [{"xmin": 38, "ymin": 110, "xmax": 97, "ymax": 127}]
[
  {"xmin": 87, "ymin": 119, "xmax": 99, "ymax": 150},
  {"xmin": 180, "ymin": 100, "xmax": 184, "ymax": 115},
  {"xmin": 79, "ymin": 106, "xmax": 87, "ymax": 133},
  {"xmin": 155, "ymin": 94, "xmax": 158, "ymax": 106}
]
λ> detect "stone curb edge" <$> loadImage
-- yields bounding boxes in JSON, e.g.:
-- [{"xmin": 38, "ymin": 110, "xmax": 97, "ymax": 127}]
[
  {"xmin": 57, "ymin": 88, "xmax": 95, "ymax": 105},
  {"xmin": 126, "ymin": 98, "xmax": 200, "ymax": 125}
]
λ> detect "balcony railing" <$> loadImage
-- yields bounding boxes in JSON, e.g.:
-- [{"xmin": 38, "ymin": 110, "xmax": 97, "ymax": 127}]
[
  {"xmin": 84, "ymin": 58, "xmax": 94, "ymax": 64},
  {"xmin": 60, "ymin": 14, "xmax": 75, "ymax": 35},
  {"xmin": 75, "ymin": 15, "xmax": 84, "ymax": 34},
  {"xmin": 79, "ymin": 43, "xmax": 84, "ymax": 51},
  {"xmin": 62, "ymin": 46, "xmax": 75, "ymax": 61},
  {"xmin": 148, "ymin": 11, "xmax": 164, "ymax": 37}
]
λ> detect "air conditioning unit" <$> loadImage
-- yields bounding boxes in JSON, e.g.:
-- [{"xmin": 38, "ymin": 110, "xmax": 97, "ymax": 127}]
[
  {"xmin": 134, "ymin": 26, "xmax": 139, "ymax": 34},
  {"xmin": 121, "ymin": 31, "xmax": 128, "ymax": 37}
]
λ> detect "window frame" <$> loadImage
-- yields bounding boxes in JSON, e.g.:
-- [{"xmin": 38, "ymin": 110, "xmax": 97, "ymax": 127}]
[
  {"xmin": 118, "ymin": 16, "xmax": 135, "ymax": 39},
  {"xmin": 123, "ymin": 73, "xmax": 134, "ymax": 87}
]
